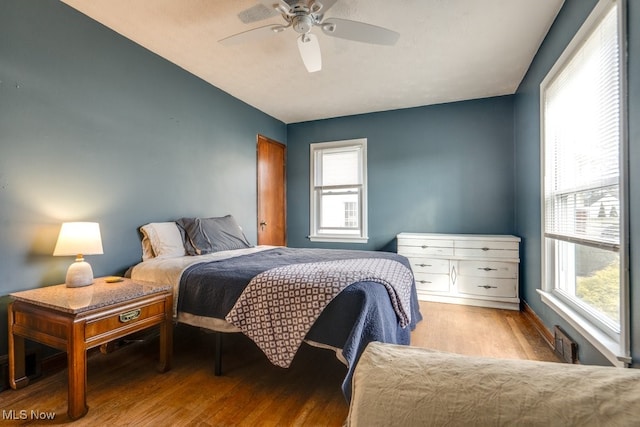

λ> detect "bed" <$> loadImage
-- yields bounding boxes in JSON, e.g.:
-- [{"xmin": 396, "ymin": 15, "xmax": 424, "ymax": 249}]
[{"xmin": 130, "ymin": 216, "xmax": 422, "ymax": 400}]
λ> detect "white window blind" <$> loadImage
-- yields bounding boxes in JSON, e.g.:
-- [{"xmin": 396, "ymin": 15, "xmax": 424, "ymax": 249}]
[{"xmin": 543, "ymin": 4, "xmax": 620, "ymax": 251}]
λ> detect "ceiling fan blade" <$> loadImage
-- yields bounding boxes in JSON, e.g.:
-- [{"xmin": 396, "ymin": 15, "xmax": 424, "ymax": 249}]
[
  {"xmin": 310, "ymin": 0, "xmax": 338, "ymax": 15},
  {"xmin": 237, "ymin": 3, "xmax": 280, "ymax": 24},
  {"xmin": 321, "ymin": 18, "xmax": 399, "ymax": 46},
  {"xmin": 219, "ymin": 24, "xmax": 288, "ymax": 46},
  {"xmin": 297, "ymin": 33, "xmax": 322, "ymax": 73},
  {"xmin": 258, "ymin": 0, "xmax": 292, "ymax": 15}
]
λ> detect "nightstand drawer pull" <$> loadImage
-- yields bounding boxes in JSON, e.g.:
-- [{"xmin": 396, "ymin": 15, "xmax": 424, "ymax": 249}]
[
  {"xmin": 119, "ymin": 309, "xmax": 141, "ymax": 323},
  {"xmin": 478, "ymin": 285, "xmax": 498, "ymax": 289}
]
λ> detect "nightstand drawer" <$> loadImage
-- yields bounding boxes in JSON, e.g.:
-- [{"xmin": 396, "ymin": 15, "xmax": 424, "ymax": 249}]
[
  {"xmin": 456, "ymin": 277, "xmax": 517, "ymax": 298},
  {"xmin": 85, "ymin": 299, "xmax": 167, "ymax": 340}
]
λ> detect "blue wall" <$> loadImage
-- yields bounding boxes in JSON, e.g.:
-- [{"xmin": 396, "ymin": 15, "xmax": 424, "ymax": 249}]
[
  {"xmin": 514, "ymin": 0, "xmax": 640, "ymax": 366},
  {"xmin": 2, "ymin": 0, "xmax": 638, "ymax": 368},
  {"xmin": 286, "ymin": 96, "xmax": 516, "ymax": 251},
  {"xmin": 0, "ymin": 1, "xmax": 285, "ymax": 354}
]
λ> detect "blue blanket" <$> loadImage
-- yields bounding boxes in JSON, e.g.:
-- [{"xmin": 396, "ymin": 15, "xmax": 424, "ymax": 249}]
[{"xmin": 178, "ymin": 247, "xmax": 422, "ymax": 400}]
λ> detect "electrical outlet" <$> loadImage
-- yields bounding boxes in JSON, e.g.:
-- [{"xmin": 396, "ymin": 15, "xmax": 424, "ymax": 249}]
[{"xmin": 554, "ymin": 325, "xmax": 578, "ymax": 364}]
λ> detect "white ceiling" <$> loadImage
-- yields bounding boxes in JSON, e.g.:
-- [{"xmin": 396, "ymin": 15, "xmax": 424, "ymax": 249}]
[{"xmin": 61, "ymin": 0, "xmax": 564, "ymax": 124}]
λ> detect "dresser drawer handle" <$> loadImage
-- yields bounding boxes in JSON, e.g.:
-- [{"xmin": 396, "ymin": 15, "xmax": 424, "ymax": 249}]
[
  {"xmin": 478, "ymin": 285, "xmax": 497, "ymax": 289},
  {"xmin": 416, "ymin": 263, "xmax": 432, "ymax": 267},
  {"xmin": 421, "ymin": 245, "xmax": 428, "ymax": 249},
  {"xmin": 478, "ymin": 267, "xmax": 497, "ymax": 271},
  {"xmin": 119, "ymin": 309, "xmax": 141, "ymax": 323},
  {"xmin": 481, "ymin": 247, "xmax": 490, "ymax": 251},
  {"xmin": 419, "ymin": 280, "xmax": 432, "ymax": 284}
]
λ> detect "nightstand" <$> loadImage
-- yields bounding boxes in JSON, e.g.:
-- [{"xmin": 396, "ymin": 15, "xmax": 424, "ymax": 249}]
[{"xmin": 8, "ymin": 277, "xmax": 173, "ymax": 420}]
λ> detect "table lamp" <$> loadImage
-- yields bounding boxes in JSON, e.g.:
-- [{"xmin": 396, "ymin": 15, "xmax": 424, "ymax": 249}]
[{"xmin": 53, "ymin": 222, "xmax": 104, "ymax": 287}]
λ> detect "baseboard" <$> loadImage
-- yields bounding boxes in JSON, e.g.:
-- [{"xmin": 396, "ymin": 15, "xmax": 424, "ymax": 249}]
[
  {"xmin": 521, "ymin": 301, "xmax": 554, "ymax": 349},
  {"xmin": 41, "ymin": 351, "xmax": 67, "ymax": 374},
  {"xmin": 0, "ymin": 354, "xmax": 7, "ymax": 392}
]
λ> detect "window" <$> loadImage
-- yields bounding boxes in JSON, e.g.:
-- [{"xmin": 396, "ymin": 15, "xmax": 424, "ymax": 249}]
[
  {"xmin": 309, "ymin": 138, "xmax": 368, "ymax": 243},
  {"xmin": 540, "ymin": 0, "xmax": 629, "ymax": 366}
]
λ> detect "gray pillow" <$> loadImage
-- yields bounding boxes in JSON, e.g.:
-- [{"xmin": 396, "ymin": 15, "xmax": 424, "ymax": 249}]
[{"xmin": 176, "ymin": 215, "xmax": 252, "ymax": 255}]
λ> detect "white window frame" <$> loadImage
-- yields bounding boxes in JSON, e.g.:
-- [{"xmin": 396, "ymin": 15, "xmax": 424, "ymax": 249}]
[
  {"xmin": 538, "ymin": 0, "xmax": 630, "ymax": 367},
  {"xmin": 309, "ymin": 138, "xmax": 368, "ymax": 243}
]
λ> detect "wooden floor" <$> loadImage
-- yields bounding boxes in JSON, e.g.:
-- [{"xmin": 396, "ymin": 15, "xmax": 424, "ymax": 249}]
[{"xmin": 2, "ymin": 301, "xmax": 560, "ymax": 426}]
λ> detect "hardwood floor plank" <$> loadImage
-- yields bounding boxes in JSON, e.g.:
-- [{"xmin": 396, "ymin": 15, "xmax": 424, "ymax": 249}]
[
  {"xmin": 2, "ymin": 301, "xmax": 560, "ymax": 425},
  {"xmin": 412, "ymin": 302, "xmax": 560, "ymax": 362}
]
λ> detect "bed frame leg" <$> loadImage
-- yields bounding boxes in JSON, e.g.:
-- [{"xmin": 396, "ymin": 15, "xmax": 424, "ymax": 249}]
[{"xmin": 214, "ymin": 332, "xmax": 222, "ymax": 376}]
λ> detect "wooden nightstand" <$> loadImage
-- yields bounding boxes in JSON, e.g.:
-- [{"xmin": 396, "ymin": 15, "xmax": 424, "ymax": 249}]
[{"xmin": 8, "ymin": 277, "xmax": 173, "ymax": 420}]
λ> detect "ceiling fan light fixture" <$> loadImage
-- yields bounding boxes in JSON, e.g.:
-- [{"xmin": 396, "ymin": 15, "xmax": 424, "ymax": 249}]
[
  {"xmin": 321, "ymin": 22, "xmax": 336, "ymax": 33},
  {"xmin": 273, "ymin": 0, "xmax": 291, "ymax": 15},
  {"xmin": 293, "ymin": 14, "xmax": 314, "ymax": 34},
  {"xmin": 310, "ymin": 2, "xmax": 322, "ymax": 14}
]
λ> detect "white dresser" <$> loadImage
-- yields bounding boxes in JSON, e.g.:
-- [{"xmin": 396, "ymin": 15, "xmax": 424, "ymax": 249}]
[{"xmin": 397, "ymin": 233, "xmax": 521, "ymax": 310}]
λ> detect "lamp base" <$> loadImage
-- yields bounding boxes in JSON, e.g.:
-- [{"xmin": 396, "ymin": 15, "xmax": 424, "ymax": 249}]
[{"xmin": 65, "ymin": 259, "xmax": 95, "ymax": 288}]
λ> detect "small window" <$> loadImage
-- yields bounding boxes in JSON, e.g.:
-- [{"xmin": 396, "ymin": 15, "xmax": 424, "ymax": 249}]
[
  {"xmin": 309, "ymin": 139, "xmax": 368, "ymax": 243},
  {"xmin": 540, "ymin": 0, "xmax": 628, "ymax": 366}
]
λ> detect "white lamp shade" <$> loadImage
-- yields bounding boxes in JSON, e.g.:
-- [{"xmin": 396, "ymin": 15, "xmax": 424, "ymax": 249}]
[{"xmin": 53, "ymin": 222, "xmax": 104, "ymax": 256}]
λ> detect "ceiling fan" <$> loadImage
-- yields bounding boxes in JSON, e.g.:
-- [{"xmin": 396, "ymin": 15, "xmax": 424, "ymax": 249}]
[{"xmin": 219, "ymin": 0, "xmax": 400, "ymax": 73}]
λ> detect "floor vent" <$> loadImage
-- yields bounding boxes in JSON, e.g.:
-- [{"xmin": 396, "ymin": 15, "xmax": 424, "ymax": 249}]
[{"xmin": 554, "ymin": 325, "xmax": 578, "ymax": 364}]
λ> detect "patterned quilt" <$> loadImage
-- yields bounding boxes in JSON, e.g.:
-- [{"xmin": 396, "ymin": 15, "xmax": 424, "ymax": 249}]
[
  {"xmin": 176, "ymin": 247, "xmax": 422, "ymax": 401},
  {"xmin": 225, "ymin": 257, "xmax": 414, "ymax": 368}
]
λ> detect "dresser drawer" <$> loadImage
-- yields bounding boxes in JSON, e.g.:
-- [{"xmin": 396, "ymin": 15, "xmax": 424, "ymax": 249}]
[
  {"xmin": 456, "ymin": 277, "xmax": 517, "ymax": 298},
  {"xmin": 414, "ymin": 272, "xmax": 450, "ymax": 293},
  {"xmin": 85, "ymin": 299, "xmax": 167, "ymax": 340},
  {"xmin": 398, "ymin": 239, "xmax": 454, "ymax": 257},
  {"xmin": 408, "ymin": 258, "xmax": 449, "ymax": 274},
  {"xmin": 454, "ymin": 240, "xmax": 519, "ymax": 259},
  {"xmin": 457, "ymin": 261, "xmax": 517, "ymax": 279}
]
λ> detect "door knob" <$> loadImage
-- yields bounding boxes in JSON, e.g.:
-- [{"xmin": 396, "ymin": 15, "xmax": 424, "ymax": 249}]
[{"xmin": 259, "ymin": 221, "xmax": 267, "ymax": 231}]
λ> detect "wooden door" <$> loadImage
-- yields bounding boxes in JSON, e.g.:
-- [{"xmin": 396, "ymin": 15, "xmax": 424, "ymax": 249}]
[{"xmin": 257, "ymin": 135, "xmax": 286, "ymax": 246}]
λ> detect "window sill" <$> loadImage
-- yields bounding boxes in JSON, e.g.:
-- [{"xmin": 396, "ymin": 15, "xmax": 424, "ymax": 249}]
[
  {"xmin": 537, "ymin": 289, "xmax": 630, "ymax": 367},
  {"xmin": 308, "ymin": 235, "xmax": 368, "ymax": 244}
]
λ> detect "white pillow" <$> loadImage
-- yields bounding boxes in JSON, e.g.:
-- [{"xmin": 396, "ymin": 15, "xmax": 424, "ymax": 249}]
[
  {"xmin": 141, "ymin": 233, "xmax": 155, "ymax": 261},
  {"xmin": 140, "ymin": 222, "xmax": 186, "ymax": 260}
]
